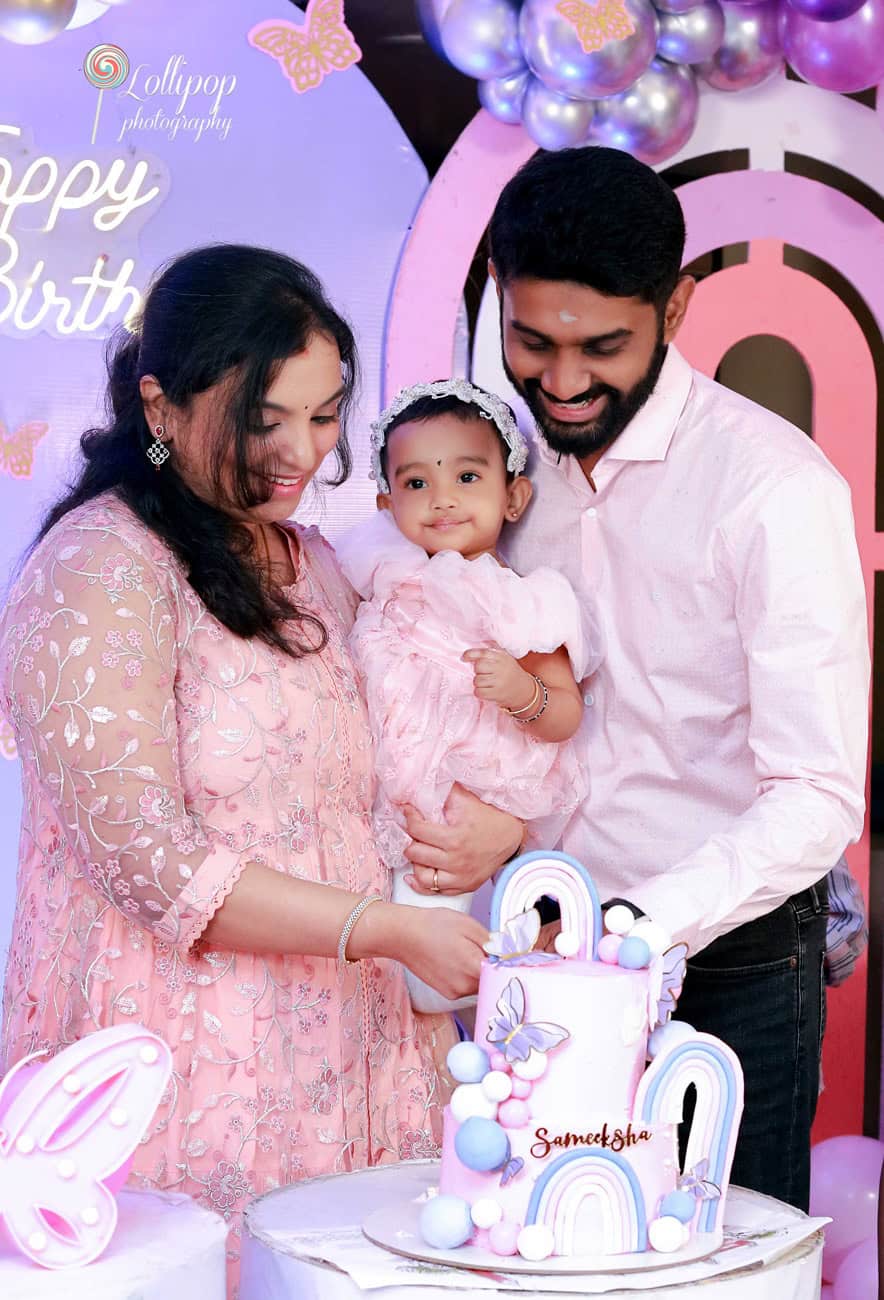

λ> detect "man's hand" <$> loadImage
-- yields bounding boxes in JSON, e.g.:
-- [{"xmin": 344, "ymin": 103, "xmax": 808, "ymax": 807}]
[
  {"xmin": 462, "ymin": 645, "xmax": 536, "ymax": 711},
  {"xmin": 403, "ymin": 784, "xmax": 525, "ymax": 896}
]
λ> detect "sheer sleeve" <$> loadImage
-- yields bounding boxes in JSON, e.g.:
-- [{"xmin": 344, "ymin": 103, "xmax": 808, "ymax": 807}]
[{"xmin": 1, "ymin": 511, "xmax": 248, "ymax": 950}]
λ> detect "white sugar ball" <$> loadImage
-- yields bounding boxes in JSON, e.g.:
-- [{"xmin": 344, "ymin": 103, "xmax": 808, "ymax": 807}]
[
  {"xmin": 450, "ymin": 1082, "xmax": 498, "ymax": 1123},
  {"xmin": 481, "ymin": 1070, "xmax": 513, "ymax": 1103},
  {"xmin": 648, "ymin": 1215, "xmax": 688, "ymax": 1253},
  {"xmin": 470, "ymin": 1197, "xmax": 503, "ymax": 1229},
  {"xmin": 647, "ymin": 1020, "xmax": 696, "ymax": 1060},
  {"xmin": 512, "ymin": 1050, "xmax": 548, "ymax": 1081},
  {"xmin": 604, "ymin": 904, "xmax": 634, "ymax": 936},
  {"xmin": 554, "ymin": 930, "xmax": 581, "ymax": 957},
  {"xmin": 628, "ymin": 919, "xmax": 671, "ymax": 959},
  {"xmin": 517, "ymin": 1223, "xmax": 555, "ymax": 1261}
]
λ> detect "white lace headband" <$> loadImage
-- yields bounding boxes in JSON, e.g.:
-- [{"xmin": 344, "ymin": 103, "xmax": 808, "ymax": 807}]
[{"xmin": 369, "ymin": 378, "xmax": 529, "ymax": 494}]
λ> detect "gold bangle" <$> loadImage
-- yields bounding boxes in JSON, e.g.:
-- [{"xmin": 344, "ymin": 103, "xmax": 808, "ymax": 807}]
[
  {"xmin": 503, "ymin": 676, "xmax": 541, "ymax": 717},
  {"xmin": 337, "ymin": 894, "xmax": 383, "ymax": 966},
  {"xmin": 515, "ymin": 675, "xmax": 549, "ymax": 724}
]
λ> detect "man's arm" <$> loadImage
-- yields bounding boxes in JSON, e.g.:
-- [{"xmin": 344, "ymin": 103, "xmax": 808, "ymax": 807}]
[{"xmin": 635, "ymin": 462, "xmax": 869, "ymax": 955}]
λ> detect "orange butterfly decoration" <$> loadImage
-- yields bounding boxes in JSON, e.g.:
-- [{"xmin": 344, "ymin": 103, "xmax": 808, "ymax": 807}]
[
  {"xmin": 556, "ymin": 0, "xmax": 636, "ymax": 53},
  {"xmin": 248, "ymin": 0, "xmax": 362, "ymax": 95},
  {"xmin": 0, "ymin": 419, "xmax": 47, "ymax": 480}
]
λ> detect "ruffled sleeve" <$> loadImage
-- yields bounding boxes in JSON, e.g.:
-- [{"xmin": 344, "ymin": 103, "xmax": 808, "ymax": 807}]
[
  {"xmin": 335, "ymin": 510, "xmax": 428, "ymax": 600},
  {"xmin": 417, "ymin": 554, "xmax": 603, "ymax": 682},
  {"xmin": 0, "ymin": 505, "xmax": 249, "ymax": 951}
]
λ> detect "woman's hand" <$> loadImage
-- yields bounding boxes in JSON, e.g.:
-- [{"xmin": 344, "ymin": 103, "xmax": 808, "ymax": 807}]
[
  {"xmin": 403, "ymin": 785, "xmax": 524, "ymax": 896},
  {"xmin": 354, "ymin": 902, "xmax": 488, "ymax": 1002}
]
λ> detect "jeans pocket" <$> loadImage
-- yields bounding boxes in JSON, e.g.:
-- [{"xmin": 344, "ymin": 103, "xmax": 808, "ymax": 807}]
[{"xmin": 686, "ymin": 952, "xmax": 797, "ymax": 981}]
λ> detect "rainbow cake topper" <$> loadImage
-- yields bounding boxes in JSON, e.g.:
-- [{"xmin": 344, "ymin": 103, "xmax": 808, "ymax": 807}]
[
  {"xmin": 0, "ymin": 1024, "xmax": 172, "ymax": 1268},
  {"xmin": 525, "ymin": 1148, "xmax": 647, "ymax": 1254},
  {"xmin": 489, "ymin": 850, "xmax": 603, "ymax": 961}
]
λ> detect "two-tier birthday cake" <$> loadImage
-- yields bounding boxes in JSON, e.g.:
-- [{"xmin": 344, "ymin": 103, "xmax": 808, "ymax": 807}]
[{"xmin": 415, "ymin": 851, "xmax": 744, "ymax": 1266}]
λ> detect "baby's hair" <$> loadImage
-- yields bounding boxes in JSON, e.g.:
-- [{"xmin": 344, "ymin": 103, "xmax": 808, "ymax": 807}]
[{"xmin": 378, "ymin": 389, "xmax": 520, "ymax": 490}]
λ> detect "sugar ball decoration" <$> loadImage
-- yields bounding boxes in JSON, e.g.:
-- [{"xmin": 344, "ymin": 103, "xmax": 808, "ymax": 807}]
[
  {"xmin": 447, "ymin": 1041, "xmax": 490, "ymax": 1084},
  {"xmin": 660, "ymin": 1190, "xmax": 696, "ymax": 1224},
  {"xmin": 450, "ymin": 1082, "xmax": 498, "ymax": 1123},
  {"xmin": 510, "ymin": 1076, "xmax": 532, "ymax": 1099},
  {"xmin": 454, "ymin": 1116, "xmax": 511, "ymax": 1172},
  {"xmin": 604, "ymin": 904, "xmax": 635, "ymax": 935},
  {"xmin": 488, "ymin": 1220, "xmax": 520, "ymax": 1255},
  {"xmin": 498, "ymin": 1098, "xmax": 531, "ymax": 1128},
  {"xmin": 420, "ymin": 1194, "xmax": 473, "ymax": 1250},
  {"xmin": 517, "ymin": 1223, "xmax": 556, "ymax": 1261},
  {"xmin": 617, "ymin": 936, "xmax": 651, "ymax": 969},
  {"xmin": 489, "ymin": 1051, "xmax": 509, "ymax": 1072},
  {"xmin": 598, "ymin": 934, "xmax": 623, "ymax": 964},
  {"xmin": 648, "ymin": 1215, "xmax": 689, "ymax": 1252},
  {"xmin": 647, "ymin": 1020, "xmax": 696, "ymax": 1060},
  {"xmin": 512, "ymin": 1049, "xmax": 547, "ymax": 1081},
  {"xmin": 554, "ymin": 930, "xmax": 580, "ymax": 957},
  {"xmin": 470, "ymin": 1197, "xmax": 503, "ymax": 1229},
  {"xmin": 628, "ymin": 919, "xmax": 671, "ymax": 959},
  {"xmin": 481, "ymin": 1070, "xmax": 513, "ymax": 1103}
]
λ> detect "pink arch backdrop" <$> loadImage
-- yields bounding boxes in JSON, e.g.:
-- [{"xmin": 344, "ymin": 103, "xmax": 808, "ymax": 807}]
[{"xmin": 384, "ymin": 110, "xmax": 882, "ymax": 1139}]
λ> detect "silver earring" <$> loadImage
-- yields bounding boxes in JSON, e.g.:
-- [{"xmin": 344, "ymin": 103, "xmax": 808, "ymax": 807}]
[{"xmin": 147, "ymin": 424, "xmax": 170, "ymax": 470}]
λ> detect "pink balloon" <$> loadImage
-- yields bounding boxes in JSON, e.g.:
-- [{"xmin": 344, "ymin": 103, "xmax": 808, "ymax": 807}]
[
  {"xmin": 833, "ymin": 1235, "xmax": 878, "ymax": 1300},
  {"xmin": 809, "ymin": 1136, "xmax": 884, "ymax": 1261},
  {"xmin": 820, "ymin": 1286, "xmax": 835, "ymax": 1299},
  {"xmin": 780, "ymin": 0, "xmax": 884, "ymax": 91}
]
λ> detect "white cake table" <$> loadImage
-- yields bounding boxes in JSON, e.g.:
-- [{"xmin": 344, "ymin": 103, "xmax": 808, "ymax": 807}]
[
  {"xmin": 0, "ymin": 1188, "xmax": 228, "ymax": 1299},
  {"xmin": 240, "ymin": 1162, "xmax": 823, "ymax": 1299}
]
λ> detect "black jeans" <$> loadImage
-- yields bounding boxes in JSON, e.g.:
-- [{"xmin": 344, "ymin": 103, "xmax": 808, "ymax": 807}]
[{"xmin": 673, "ymin": 879, "xmax": 828, "ymax": 1211}]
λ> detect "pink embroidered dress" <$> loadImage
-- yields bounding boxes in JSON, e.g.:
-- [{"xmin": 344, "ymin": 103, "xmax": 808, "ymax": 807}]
[{"xmin": 0, "ymin": 494, "xmax": 441, "ymax": 1268}]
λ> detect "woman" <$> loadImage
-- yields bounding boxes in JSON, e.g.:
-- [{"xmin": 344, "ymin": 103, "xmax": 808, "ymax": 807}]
[{"xmin": 0, "ymin": 246, "xmax": 518, "ymax": 1281}]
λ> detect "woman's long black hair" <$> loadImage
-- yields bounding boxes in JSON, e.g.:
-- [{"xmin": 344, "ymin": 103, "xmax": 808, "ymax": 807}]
[{"xmin": 33, "ymin": 244, "xmax": 358, "ymax": 657}]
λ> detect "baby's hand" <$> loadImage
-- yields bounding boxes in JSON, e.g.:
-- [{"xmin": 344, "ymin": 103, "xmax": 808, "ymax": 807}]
[{"xmin": 462, "ymin": 645, "xmax": 536, "ymax": 712}]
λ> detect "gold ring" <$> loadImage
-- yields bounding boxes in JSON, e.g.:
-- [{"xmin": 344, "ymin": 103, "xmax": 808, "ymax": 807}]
[{"xmin": 431, "ymin": 868, "xmax": 441, "ymax": 893}]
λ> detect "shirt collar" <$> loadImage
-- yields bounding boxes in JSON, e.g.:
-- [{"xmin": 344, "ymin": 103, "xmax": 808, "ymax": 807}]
[{"xmin": 533, "ymin": 345, "xmax": 693, "ymax": 472}]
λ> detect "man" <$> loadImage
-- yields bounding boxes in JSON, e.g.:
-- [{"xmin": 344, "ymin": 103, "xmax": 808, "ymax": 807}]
[{"xmin": 489, "ymin": 146, "xmax": 869, "ymax": 1210}]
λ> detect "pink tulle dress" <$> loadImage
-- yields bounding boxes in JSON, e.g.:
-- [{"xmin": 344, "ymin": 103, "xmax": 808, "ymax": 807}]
[
  {"xmin": 337, "ymin": 510, "xmax": 600, "ymax": 1007},
  {"xmin": 0, "ymin": 495, "xmax": 442, "ymax": 1292}
]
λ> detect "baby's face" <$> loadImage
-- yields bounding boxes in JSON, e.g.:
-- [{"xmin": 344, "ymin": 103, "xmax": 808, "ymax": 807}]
[{"xmin": 379, "ymin": 413, "xmax": 515, "ymax": 560}]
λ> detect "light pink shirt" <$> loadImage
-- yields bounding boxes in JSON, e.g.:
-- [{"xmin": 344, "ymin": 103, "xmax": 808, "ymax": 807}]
[{"xmin": 501, "ymin": 347, "xmax": 869, "ymax": 955}]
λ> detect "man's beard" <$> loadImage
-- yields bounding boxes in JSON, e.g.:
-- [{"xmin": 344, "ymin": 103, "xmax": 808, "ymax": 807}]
[{"xmin": 503, "ymin": 336, "xmax": 668, "ymax": 462}]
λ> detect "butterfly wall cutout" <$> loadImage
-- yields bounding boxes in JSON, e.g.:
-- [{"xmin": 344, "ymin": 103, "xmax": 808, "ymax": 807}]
[
  {"xmin": 248, "ymin": 0, "xmax": 362, "ymax": 95},
  {"xmin": 0, "ymin": 1024, "xmax": 172, "ymax": 1268},
  {"xmin": 486, "ymin": 976, "xmax": 570, "ymax": 1064},
  {"xmin": 556, "ymin": 0, "xmax": 636, "ymax": 53},
  {"xmin": 0, "ymin": 719, "xmax": 17, "ymax": 761},
  {"xmin": 0, "ymin": 419, "xmax": 47, "ymax": 480}
]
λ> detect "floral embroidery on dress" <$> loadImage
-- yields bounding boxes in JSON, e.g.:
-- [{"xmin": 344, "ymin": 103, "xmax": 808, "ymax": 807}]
[{"xmin": 0, "ymin": 494, "xmax": 441, "ymax": 1296}]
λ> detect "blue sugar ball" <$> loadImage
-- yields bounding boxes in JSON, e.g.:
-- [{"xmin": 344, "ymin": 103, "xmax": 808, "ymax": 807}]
[
  {"xmin": 618, "ymin": 936, "xmax": 652, "ymax": 969},
  {"xmin": 419, "ymin": 1194, "xmax": 473, "ymax": 1250},
  {"xmin": 454, "ymin": 1117, "xmax": 511, "ymax": 1173},
  {"xmin": 447, "ymin": 1041, "xmax": 491, "ymax": 1085},
  {"xmin": 647, "ymin": 1020, "xmax": 696, "ymax": 1060},
  {"xmin": 660, "ymin": 1190, "xmax": 697, "ymax": 1224}
]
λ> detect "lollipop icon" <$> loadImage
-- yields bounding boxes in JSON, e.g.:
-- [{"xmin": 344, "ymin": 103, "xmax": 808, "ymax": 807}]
[{"xmin": 84, "ymin": 44, "xmax": 130, "ymax": 145}]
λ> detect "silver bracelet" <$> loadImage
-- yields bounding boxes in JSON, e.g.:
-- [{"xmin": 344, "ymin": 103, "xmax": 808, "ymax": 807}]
[
  {"xmin": 337, "ymin": 894, "xmax": 383, "ymax": 966},
  {"xmin": 515, "ymin": 674, "xmax": 549, "ymax": 724}
]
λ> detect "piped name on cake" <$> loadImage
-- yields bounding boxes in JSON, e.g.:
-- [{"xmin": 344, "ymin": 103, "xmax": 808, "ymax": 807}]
[{"xmin": 531, "ymin": 1122, "xmax": 652, "ymax": 1159}]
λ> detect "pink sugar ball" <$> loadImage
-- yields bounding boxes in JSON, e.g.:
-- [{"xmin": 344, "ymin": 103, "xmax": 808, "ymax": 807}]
[
  {"xmin": 598, "ymin": 934, "xmax": 623, "ymax": 964},
  {"xmin": 510, "ymin": 1077, "xmax": 532, "ymax": 1099},
  {"xmin": 488, "ymin": 1220, "xmax": 520, "ymax": 1256},
  {"xmin": 498, "ymin": 1098, "xmax": 531, "ymax": 1128},
  {"xmin": 489, "ymin": 1051, "xmax": 509, "ymax": 1073}
]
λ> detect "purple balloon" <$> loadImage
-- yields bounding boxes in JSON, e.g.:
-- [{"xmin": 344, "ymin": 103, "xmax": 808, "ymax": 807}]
[
  {"xmin": 834, "ymin": 1236, "xmax": 878, "ymax": 1300},
  {"xmin": 780, "ymin": 0, "xmax": 884, "ymax": 90},
  {"xmin": 809, "ymin": 1136, "xmax": 884, "ymax": 1261},
  {"xmin": 785, "ymin": 0, "xmax": 864, "ymax": 20}
]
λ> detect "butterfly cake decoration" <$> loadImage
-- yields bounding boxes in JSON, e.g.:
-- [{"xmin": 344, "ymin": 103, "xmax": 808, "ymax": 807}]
[{"xmin": 486, "ymin": 976, "xmax": 570, "ymax": 1065}]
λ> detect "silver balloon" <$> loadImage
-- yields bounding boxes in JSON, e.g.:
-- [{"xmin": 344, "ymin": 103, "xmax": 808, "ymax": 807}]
[
  {"xmin": 479, "ymin": 67, "xmax": 532, "ymax": 122},
  {"xmin": 695, "ymin": 0, "xmax": 783, "ymax": 89},
  {"xmin": 0, "ymin": 0, "xmax": 76, "ymax": 42},
  {"xmin": 65, "ymin": 0, "xmax": 111, "ymax": 27},
  {"xmin": 440, "ymin": 0, "xmax": 526, "ymax": 79},
  {"xmin": 521, "ymin": 75, "xmax": 596, "ymax": 148},
  {"xmin": 656, "ymin": 0, "xmax": 724, "ymax": 60},
  {"xmin": 653, "ymin": 0, "xmax": 706, "ymax": 14},
  {"xmin": 519, "ymin": 0, "xmax": 658, "ymax": 100},
  {"xmin": 593, "ymin": 57, "xmax": 699, "ymax": 163}
]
